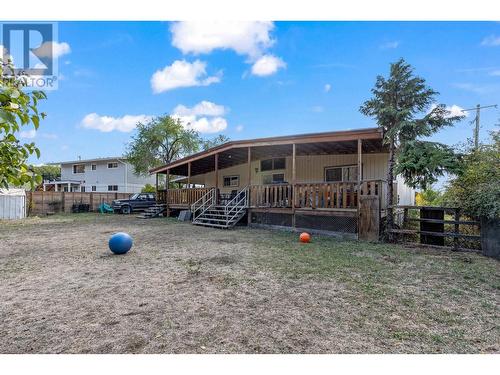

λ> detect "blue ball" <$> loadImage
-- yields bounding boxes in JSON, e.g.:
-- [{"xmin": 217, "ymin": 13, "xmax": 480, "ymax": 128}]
[{"xmin": 108, "ymin": 232, "xmax": 133, "ymax": 254}]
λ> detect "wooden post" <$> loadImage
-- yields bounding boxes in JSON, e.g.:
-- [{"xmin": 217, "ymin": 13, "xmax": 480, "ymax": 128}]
[
  {"xmin": 292, "ymin": 143, "xmax": 296, "ymax": 228},
  {"xmin": 166, "ymin": 169, "xmax": 170, "ymax": 216},
  {"xmin": 357, "ymin": 139, "xmax": 362, "ymax": 238},
  {"xmin": 357, "ymin": 139, "xmax": 362, "ymax": 202},
  {"xmin": 247, "ymin": 147, "xmax": 251, "ymax": 186},
  {"xmin": 155, "ymin": 173, "xmax": 159, "ymax": 192},
  {"xmin": 247, "ymin": 147, "xmax": 252, "ymax": 225},
  {"xmin": 453, "ymin": 209, "xmax": 460, "ymax": 251},
  {"xmin": 214, "ymin": 153, "xmax": 219, "ymax": 204},
  {"xmin": 187, "ymin": 162, "xmax": 191, "ymax": 189}
]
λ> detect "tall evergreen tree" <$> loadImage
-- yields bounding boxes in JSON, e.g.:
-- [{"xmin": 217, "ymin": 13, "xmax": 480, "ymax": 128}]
[{"xmin": 360, "ymin": 59, "xmax": 463, "ymax": 237}]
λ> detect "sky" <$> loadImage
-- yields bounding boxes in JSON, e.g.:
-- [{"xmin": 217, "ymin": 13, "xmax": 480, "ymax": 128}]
[{"xmin": 7, "ymin": 21, "xmax": 500, "ymax": 164}]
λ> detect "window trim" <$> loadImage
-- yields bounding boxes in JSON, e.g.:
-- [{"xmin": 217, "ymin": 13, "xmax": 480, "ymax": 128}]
[
  {"xmin": 324, "ymin": 164, "xmax": 361, "ymax": 183},
  {"xmin": 107, "ymin": 162, "xmax": 118, "ymax": 169},
  {"xmin": 91, "ymin": 164, "xmax": 97, "ymax": 171},
  {"xmin": 91, "ymin": 186, "xmax": 96, "ymax": 192},
  {"xmin": 223, "ymin": 175, "xmax": 240, "ymax": 187},
  {"xmin": 260, "ymin": 157, "xmax": 286, "ymax": 172},
  {"xmin": 107, "ymin": 185, "xmax": 119, "ymax": 191},
  {"xmin": 263, "ymin": 173, "xmax": 286, "ymax": 185},
  {"xmin": 72, "ymin": 164, "xmax": 85, "ymax": 174}
]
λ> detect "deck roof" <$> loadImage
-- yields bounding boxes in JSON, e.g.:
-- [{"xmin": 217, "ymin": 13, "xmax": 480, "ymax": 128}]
[{"xmin": 151, "ymin": 127, "xmax": 385, "ymax": 176}]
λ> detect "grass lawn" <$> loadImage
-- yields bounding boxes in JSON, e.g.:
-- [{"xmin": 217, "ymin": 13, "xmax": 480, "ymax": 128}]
[{"xmin": 0, "ymin": 213, "xmax": 498, "ymax": 353}]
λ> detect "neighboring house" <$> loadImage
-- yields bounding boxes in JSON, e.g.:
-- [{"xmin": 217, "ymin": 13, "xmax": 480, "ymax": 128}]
[
  {"xmin": 43, "ymin": 157, "xmax": 155, "ymax": 193},
  {"xmin": 150, "ymin": 127, "xmax": 416, "ymax": 238}
]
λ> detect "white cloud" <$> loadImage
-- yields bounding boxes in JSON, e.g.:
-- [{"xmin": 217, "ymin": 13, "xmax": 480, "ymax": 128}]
[
  {"xmin": 453, "ymin": 83, "xmax": 497, "ymax": 95},
  {"xmin": 173, "ymin": 101, "xmax": 226, "ymax": 117},
  {"xmin": 35, "ymin": 41, "xmax": 71, "ymax": 58},
  {"xmin": 40, "ymin": 133, "xmax": 58, "ymax": 139},
  {"xmin": 324, "ymin": 83, "xmax": 331, "ymax": 92},
  {"xmin": 251, "ymin": 55, "xmax": 286, "ymax": 76},
  {"xmin": 174, "ymin": 115, "xmax": 228, "ymax": 134},
  {"xmin": 235, "ymin": 124, "xmax": 244, "ymax": 132},
  {"xmin": 380, "ymin": 41, "xmax": 400, "ymax": 49},
  {"xmin": 429, "ymin": 104, "xmax": 469, "ymax": 118},
  {"xmin": 172, "ymin": 101, "xmax": 228, "ymax": 133},
  {"xmin": 19, "ymin": 129, "xmax": 37, "ymax": 139},
  {"xmin": 151, "ymin": 59, "xmax": 221, "ymax": 93},
  {"xmin": 480, "ymin": 35, "xmax": 500, "ymax": 47},
  {"xmin": 1, "ymin": 44, "xmax": 13, "ymax": 62},
  {"xmin": 170, "ymin": 21, "xmax": 285, "ymax": 78},
  {"xmin": 80, "ymin": 113, "xmax": 152, "ymax": 132},
  {"xmin": 170, "ymin": 21, "xmax": 275, "ymax": 59}
]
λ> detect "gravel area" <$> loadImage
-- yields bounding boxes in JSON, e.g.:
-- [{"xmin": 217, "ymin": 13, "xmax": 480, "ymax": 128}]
[{"xmin": 0, "ymin": 214, "xmax": 498, "ymax": 353}]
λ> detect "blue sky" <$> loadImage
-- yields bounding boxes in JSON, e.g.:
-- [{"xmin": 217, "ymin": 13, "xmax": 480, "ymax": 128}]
[{"xmin": 13, "ymin": 21, "xmax": 500, "ymax": 164}]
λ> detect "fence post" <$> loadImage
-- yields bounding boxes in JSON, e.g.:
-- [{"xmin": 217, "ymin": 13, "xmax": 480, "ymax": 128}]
[{"xmin": 453, "ymin": 208, "xmax": 460, "ymax": 251}]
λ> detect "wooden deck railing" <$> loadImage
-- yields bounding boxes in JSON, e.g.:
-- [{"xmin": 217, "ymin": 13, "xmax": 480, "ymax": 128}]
[
  {"xmin": 160, "ymin": 180, "xmax": 385, "ymax": 210},
  {"xmin": 249, "ymin": 180, "xmax": 384, "ymax": 210},
  {"xmin": 249, "ymin": 184, "xmax": 293, "ymax": 208},
  {"xmin": 157, "ymin": 188, "xmax": 212, "ymax": 206}
]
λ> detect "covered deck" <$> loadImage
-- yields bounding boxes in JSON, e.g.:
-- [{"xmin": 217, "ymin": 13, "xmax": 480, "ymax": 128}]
[{"xmin": 152, "ymin": 128, "xmax": 389, "ymax": 214}]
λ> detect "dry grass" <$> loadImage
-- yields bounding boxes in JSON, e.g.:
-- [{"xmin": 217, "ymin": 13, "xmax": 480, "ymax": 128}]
[{"xmin": 0, "ymin": 213, "xmax": 498, "ymax": 353}]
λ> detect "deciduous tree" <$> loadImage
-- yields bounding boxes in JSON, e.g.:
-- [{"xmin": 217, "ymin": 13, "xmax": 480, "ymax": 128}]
[{"xmin": 1, "ymin": 59, "xmax": 46, "ymax": 189}]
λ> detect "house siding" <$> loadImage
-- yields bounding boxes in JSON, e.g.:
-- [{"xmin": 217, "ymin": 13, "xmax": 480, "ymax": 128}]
[
  {"xmin": 189, "ymin": 153, "xmax": 391, "ymax": 193},
  {"xmin": 60, "ymin": 160, "xmax": 155, "ymax": 193}
]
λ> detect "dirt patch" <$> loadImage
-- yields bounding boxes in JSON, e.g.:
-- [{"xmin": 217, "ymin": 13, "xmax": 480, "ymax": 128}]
[{"xmin": 0, "ymin": 213, "xmax": 498, "ymax": 353}]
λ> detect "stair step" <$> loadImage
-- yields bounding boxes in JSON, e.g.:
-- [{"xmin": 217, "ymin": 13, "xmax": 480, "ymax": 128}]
[
  {"xmin": 193, "ymin": 222, "xmax": 230, "ymax": 229},
  {"xmin": 194, "ymin": 217, "xmax": 230, "ymax": 223}
]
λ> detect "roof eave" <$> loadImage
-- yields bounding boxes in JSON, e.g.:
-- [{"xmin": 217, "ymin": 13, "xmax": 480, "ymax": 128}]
[{"xmin": 149, "ymin": 127, "xmax": 382, "ymax": 174}]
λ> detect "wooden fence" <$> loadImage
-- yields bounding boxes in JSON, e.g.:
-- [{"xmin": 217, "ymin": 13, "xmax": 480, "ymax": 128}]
[
  {"xmin": 388, "ymin": 205, "xmax": 481, "ymax": 252},
  {"xmin": 26, "ymin": 191, "xmax": 131, "ymax": 215}
]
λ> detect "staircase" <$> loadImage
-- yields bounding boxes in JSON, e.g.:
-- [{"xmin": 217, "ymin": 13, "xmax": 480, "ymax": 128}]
[
  {"xmin": 191, "ymin": 187, "xmax": 249, "ymax": 229},
  {"xmin": 136, "ymin": 204, "xmax": 167, "ymax": 219}
]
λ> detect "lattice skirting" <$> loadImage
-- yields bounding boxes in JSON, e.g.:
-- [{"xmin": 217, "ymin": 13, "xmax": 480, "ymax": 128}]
[{"xmin": 250, "ymin": 210, "xmax": 358, "ymax": 234}]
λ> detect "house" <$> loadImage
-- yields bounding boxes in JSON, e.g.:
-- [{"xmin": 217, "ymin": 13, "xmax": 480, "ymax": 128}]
[
  {"xmin": 43, "ymin": 157, "xmax": 155, "ymax": 193},
  {"xmin": 150, "ymin": 128, "xmax": 415, "ymax": 238}
]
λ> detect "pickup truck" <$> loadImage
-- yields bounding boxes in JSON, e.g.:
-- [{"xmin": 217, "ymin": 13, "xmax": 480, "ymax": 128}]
[{"xmin": 111, "ymin": 193, "xmax": 156, "ymax": 214}]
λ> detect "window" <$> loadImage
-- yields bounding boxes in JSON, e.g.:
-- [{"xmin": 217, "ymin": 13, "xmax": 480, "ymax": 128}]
[
  {"xmin": 91, "ymin": 186, "xmax": 96, "ymax": 192},
  {"xmin": 73, "ymin": 164, "xmax": 85, "ymax": 174},
  {"xmin": 263, "ymin": 173, "xmax": 285, "ymax": 185},
  {"xmin": 91, "ymin": 164, "xmax": 97, "ymax": 171},
  {"xmin": 325, "ymin": 165, "xmax": 359, "ymax": 182},
  {"xmin": 261, "ymin": 157, "xmax": 285, "ymax": 171},
  {"xmin": 107, "ymin": 162, "xmax": 118, "ymax": 169},
  {"xmin": 223, "ymin": 175, "xmax": 239, "ymax": 187},
  {"xmin": 80, "ymin": 186, "xmax": 85, "ymax": 192},
  {"xmin": 325, "ymin": 167, "xmax": 342, "ymax": 182},
  {"xmin": 107, "ymin": 185, "xmax": 118, "ymax": 191}
]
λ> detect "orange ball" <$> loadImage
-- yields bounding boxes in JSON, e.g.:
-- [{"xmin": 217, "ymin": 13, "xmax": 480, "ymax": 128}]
[{"xmin": 299, "ymin": 232, "xmax": 311, "ymax": 243}]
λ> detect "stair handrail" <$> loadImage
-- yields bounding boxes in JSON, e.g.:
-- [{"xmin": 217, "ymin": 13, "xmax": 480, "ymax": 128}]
[
  {"xmin": 191, "ymin": 188, "xmax": 216, "ymax": 221},
  {"xmin": 226, "ymin": 193, "xmax": 248, "ymax": 223},
  {"xmin": 225, "ymin": 186, "xmax": 249, "ymax": 217}
]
